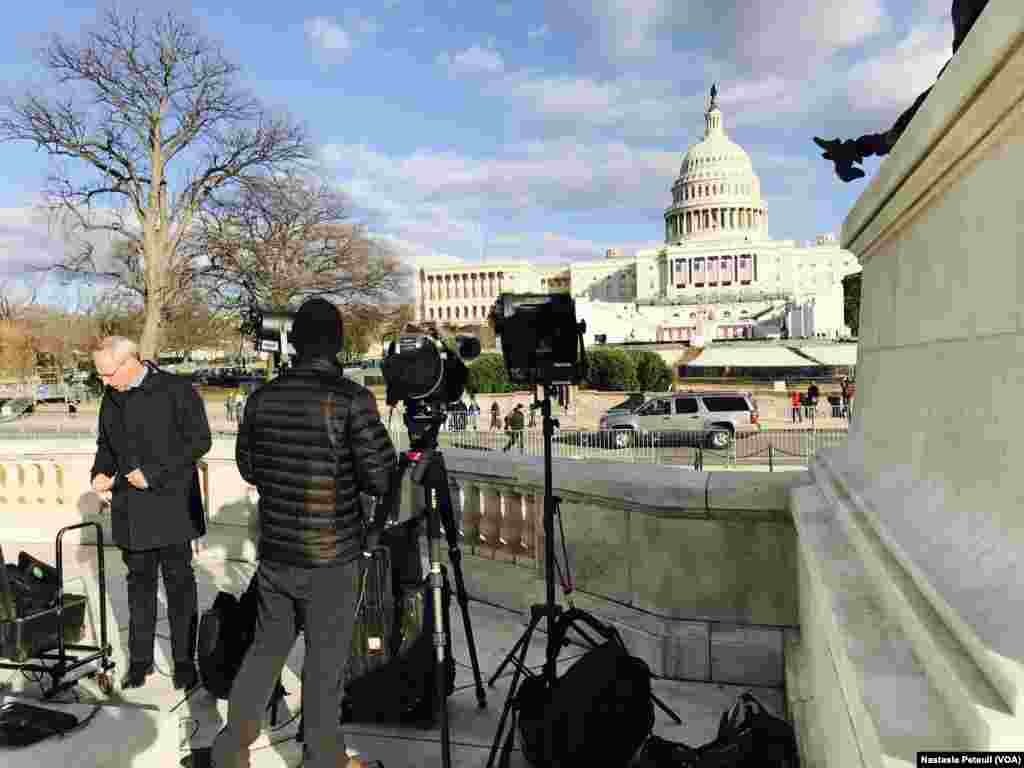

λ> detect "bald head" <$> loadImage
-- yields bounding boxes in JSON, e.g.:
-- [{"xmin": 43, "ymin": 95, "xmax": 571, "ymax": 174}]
[{"xmin": 93, "ymin": 336, "xmax": 145, "ymax": 392}]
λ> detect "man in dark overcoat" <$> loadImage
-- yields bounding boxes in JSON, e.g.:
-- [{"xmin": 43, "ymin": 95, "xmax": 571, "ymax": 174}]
[{"xmin": 90, "ymin": 336, "xmax": 211, "ymax": 691}]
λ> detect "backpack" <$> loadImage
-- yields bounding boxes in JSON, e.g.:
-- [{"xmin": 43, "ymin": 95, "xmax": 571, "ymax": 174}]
[
  {"xmin": 197, "ymin": 577, "xmax": 261, "ymax": 699},
  {"xmin": 341, "ymin": 519, "xmax": 455, "ymax": 726},
  {"xmin": 508, "ymin": 610, "xmax": 655, "ymax": 768},
  {"xmin": 633, "ymin": 692, "xmax": 800, "ymax": 768}
]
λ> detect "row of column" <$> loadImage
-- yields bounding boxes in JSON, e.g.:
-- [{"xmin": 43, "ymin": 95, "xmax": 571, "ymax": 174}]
[
  {"xmin": 657, "ymin": 326, "xmax": 754, "ymax": 341},
  {"xmin": 425, "ymin": 304, "xmax": 490, "ymax": 322},
  {"xmin": 665, "ymin": 206, "xmax": 766, "ymax": 241},
  {"xmin": 456, "ymin": 480, "xmax": 542, "ymax": 564},
  {"xmin": 423, "ymin": 271, "xmax": 504, "ymax": 301},
  {"xmin": 0, "ymin": 461, "xmax": 66, "ymax": 509}
]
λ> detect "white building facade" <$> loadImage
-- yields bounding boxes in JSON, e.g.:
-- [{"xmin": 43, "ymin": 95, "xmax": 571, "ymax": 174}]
[{"xmin": 415, "ymin": 87, "xmax": 861, "ymax": 345}]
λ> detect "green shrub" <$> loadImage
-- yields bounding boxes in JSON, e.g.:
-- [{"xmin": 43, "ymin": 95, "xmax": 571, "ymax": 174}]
[
  {"xmin": 466, "ymin": 353, "xmax": 516, "ymax": 394},
  {"xmin": 628, "ymin": 349, "xmax": 672, "ymax": 392},
  {"xmin": 584, "ymin": 347, "xmax": 638, "ymax": 390}
]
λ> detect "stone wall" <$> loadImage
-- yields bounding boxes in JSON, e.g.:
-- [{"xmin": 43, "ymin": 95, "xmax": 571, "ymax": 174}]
[{"xmin": 787, "ymin": 1, "xmax": 1024, "ymax": 762}]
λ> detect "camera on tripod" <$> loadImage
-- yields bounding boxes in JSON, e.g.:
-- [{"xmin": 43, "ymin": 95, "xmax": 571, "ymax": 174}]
[
  {"xmin": 381, "ymin": 329, "xmax": 480, "ymax": 435},
  {"xmin": 246, "ymin": 307, "xmax": 297, "ymax": 362},
  {"xmin": 493, "ymin": 293, "xmax": 587, "ymax": 385}
]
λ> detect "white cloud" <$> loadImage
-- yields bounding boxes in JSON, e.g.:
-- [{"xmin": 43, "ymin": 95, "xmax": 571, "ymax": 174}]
[
  {"xmin": 304, "ymin": 17, "xmax": 353, "ymax": 57},
  {"xmin": 303, "ymin": 13, "xmax": 378, "ymax": 63},
  {"xmin": 527, "ymin": 24, "xmax": 550, "ymax": 41},
  {"xmin": 496, "ymin": 73, "xmax": 692, "ymax": 139},
  {"xmin": 844, "ymin": 21, "xmax": 951, "ymax": 111},
  {"xmin": 438, "ymin": 45, "xmax": 505, "ymax": 77},
  {"xmin": 320, "ymin": 139, "xmax": 681, "ymax": 264},
  {"xmin": 728, "ymin": 0, "xmax": 888, "ymax": 74},
  {"xmin": 370, "ymin": 234, "xmax": 465, "ymax": 271},
  {"xmin": 0, "ymin": 205, "xmax": 128, "ymax": 278},
  {"xmin": 585, "ymin": 0, "xmax": 676, "ymax": 59}
]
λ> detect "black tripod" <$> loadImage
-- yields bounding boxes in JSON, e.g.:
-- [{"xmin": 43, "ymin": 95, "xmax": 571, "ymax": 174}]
[
  {"xmin": 402, "ymin": 415, "xmax": 488, "ymax": 768},
  {"xmin": 289, "ymin": 413, "xmax": 487, "ymax": 768},
  {"xmin": 485, "ymin": 381, "xmax": 681, "ymax": 768}
]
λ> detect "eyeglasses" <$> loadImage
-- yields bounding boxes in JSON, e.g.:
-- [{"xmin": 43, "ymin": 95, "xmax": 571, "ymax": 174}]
[{"xmin": 96, "ymin": 359, "xmax": 126, "ymax": 379}]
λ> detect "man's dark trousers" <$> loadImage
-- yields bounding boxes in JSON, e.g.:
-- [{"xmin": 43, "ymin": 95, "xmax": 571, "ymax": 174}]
[
  {"xmin": 121, "ymin": 542, "xmax": 198, "ymax": 669},
  {"xmin": 211, "ymin": 558, "xmax": 359, "ymax": 768}
]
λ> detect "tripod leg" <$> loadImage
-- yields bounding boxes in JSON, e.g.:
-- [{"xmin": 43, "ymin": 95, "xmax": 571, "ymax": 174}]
[
  {"xmin": 430, "ymin": 564, "xmax": 451, "ymax": 768},
  {"xmin": 434, "ymin": 454, "xmax": 487, "ymax": 708},
  {"xmin": 485, "ymin": 611, "xmax": 540, "ymax": 768},
  {"xmin": 652, "ymin": 691, "xmax": 683, "ymax": 725},
  {"xmin": 487, "ymin": 613, "xmax": 530, "ymax": 686}
]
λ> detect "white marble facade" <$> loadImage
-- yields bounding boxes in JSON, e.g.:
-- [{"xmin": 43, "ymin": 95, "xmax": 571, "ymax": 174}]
[{"xmin": 415, "ymin": 89, "xmax": 861, "ymax": 343}]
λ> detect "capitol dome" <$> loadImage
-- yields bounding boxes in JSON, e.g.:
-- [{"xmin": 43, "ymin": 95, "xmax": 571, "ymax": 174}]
[{"xmin": 664, "ymin": 85, "xmax": 768, "ymax": 244}]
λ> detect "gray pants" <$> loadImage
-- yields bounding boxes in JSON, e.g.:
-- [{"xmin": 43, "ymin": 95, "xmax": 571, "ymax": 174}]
[{"xmin": 212, "ymin": 558, "xmax": 360, "ymax": 768}]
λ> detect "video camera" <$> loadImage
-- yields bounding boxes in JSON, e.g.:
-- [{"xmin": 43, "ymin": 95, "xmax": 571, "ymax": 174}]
[
  {"xmin": 247, "ymin": 307, "xmax": 297, "ymax": 363},
  {"xmin": 492, "ymin": 293, "xmax": 586, "ymax": 385},
  {"xmin": 381, "ymin": 330, "xmax": 481, "ymax": 432}
]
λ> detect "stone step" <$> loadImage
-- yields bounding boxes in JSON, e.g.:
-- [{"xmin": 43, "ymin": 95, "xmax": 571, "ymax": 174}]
[
  {"xmin": 812, "ymin": 455, "xmax": 1019, "ymax": 750},
  {"xmin": 791, "ymin": 482, "xmax": 959, "ymax": 766}
]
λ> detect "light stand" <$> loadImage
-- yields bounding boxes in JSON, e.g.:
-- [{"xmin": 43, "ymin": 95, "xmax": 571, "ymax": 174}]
[
  {"xmin": 483, "ymin": 375, "xmax": 563, "ymax": 768},
  {"xmin": 485, "ymin": 378, "xmax": 681, "ymax": 768}
]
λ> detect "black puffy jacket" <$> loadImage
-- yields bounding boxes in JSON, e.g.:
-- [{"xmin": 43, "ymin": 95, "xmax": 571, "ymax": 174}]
[{"xmin": 236, "ymin": 357, "xmax": 397, "ymax": 567}]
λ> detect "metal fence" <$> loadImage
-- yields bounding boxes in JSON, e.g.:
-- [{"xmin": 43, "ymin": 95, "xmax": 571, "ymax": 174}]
[
  {"xmin": 386, "ymin": 425, "xmax": 848, "ymax": 470},
  {"xmin": 0, "ymin": 418, "xmax": 848, "ymax": 470}
]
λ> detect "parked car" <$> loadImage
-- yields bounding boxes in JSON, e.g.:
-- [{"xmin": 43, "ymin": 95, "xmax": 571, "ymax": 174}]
[
  {"xmin": 599, "ymin": 391, "xmax": 759, "ymax": 450},
  {"xmin": 606, "ymin": 392, "xmax": 647, "ymax": 416}
]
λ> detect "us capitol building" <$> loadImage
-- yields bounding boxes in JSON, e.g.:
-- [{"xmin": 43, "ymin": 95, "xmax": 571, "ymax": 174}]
[{"xmin": 414, "ymin": 85, "xmax": 861, "ymax": 345}]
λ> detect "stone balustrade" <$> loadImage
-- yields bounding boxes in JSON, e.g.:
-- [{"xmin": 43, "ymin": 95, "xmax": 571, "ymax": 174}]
[
  {"xmin": 0, "ymin": 454, "xmax": 110, "ymax": 545},
  {"xmin": 0, "ymin": 445, "xmax": 809, "ymax": 686}
]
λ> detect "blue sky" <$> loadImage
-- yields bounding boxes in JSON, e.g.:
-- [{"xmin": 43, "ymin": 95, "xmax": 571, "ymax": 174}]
[{"xmin": 0, "ymin": 0, "xmax": 956, "ymax": 304}]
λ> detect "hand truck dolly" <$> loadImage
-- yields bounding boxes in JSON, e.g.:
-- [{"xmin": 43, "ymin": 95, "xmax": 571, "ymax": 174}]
[{"xmin": 0, "ymin": 521, "xmax": 116, "ymax": 699}]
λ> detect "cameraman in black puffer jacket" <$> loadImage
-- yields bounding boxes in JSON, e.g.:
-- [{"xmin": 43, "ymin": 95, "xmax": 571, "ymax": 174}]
[{"xmin": 212, "ymin": 298, "xmax": 396, "ymax": 768}]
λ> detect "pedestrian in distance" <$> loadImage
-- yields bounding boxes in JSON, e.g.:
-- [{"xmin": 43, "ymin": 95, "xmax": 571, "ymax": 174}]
[{"xmin": 503, "ymin": 403, "xmax": 526, "ymax": 453}]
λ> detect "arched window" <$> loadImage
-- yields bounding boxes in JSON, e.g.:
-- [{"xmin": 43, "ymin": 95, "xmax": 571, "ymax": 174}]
[{"xmin": 429, "ymin": 308, "xmax": 435, "ymax": 320}]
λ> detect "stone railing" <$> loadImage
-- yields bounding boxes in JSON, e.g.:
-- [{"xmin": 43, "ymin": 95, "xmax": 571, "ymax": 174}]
[
  {"xmin": 0, "ymin": 455, "xmax": 111, "ymax": 545},
  {"xmin": 0, "ymin": 447, "xmax": 810, "ymax": 687},
  {"xmin": 198, "ymin": 449, "xmax": 810, "ymax": 686}
]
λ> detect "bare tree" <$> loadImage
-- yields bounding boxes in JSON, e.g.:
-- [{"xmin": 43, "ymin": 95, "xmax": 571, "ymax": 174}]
[
  {"xmin": 161, "ymin": 291, "xmax": 238, "ymax": 360},
  {"xmin": 76, "ymin": 284, "xmax": 145, "ymax": 340},
  {"xmin": 192, "ymin": 171, "xmax": 407, "ymax": 312},
  {"xmin": 0, "ymin": 281, "xmax": 38, "ymax": 322},
  {"xmin": 0, "ymin": 320, "xmax": 36, "ymax": 378},
  {"xmin": 0, "ymin": 9, "xmax": 311, "ymax": 358}
]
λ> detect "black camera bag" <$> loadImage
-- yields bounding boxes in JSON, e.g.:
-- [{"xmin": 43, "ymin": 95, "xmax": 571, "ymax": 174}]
[
  {"xmin": 197, "ymin": 576, "xmax": 260, "ymax": 700},
  {"xmin": 511, "ymin": 621, "xmax": 655, "ymax": 768},
  {"xmin": 633, "ymin": 692, "xmax": 800, "ymax": 768}
]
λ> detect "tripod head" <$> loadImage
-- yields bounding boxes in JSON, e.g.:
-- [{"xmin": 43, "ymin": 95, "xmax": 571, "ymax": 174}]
[{"xmin": 400, "ymin": 399, "xmax": 448, "ymax": 452}]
